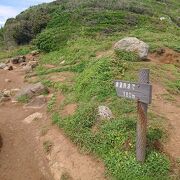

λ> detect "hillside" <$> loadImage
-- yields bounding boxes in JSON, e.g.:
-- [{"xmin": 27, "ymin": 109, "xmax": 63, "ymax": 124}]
[{"xmin": 0, "ymin": 0, "xmax": 180, "ymax": 180}]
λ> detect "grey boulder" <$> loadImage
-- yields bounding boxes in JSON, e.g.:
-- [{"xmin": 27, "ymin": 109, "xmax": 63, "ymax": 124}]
[
  {"xmin": 15, "ymin": 82, "xmax": 48, "ymax": 100},
  {"xmin": 114, "ymin": 37, "xmax": 149, "ymax": 60}
]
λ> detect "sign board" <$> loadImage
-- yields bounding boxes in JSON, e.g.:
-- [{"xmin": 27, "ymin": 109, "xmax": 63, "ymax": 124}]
[{"xmin": 114, "ymin": 80, "xmax": 152, "ymax": 104}]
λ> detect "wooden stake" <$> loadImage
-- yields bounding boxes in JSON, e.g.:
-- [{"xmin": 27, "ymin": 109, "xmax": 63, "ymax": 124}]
[{"xmin": 136, "ymin": 68, "xmax": 150, "ymax": 163}]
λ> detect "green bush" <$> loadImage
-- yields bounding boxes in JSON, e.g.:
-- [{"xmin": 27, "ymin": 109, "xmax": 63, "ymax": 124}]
[
  {"xmin": 4, "ymin": 4, "xmax": 53, "ymax": 46},
  {"xmin": 35, "ymin": 28, "xmax": 69, "ymax": 52},
  {"xmin": 0, "ymin": 28, "xmax": 5, "ymax": 50}
]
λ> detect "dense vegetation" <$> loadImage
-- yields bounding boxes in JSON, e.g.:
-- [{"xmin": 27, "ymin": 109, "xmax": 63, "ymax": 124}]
[
  {"xmin": 2, "ymin": 0, "xmax": 180, "ymax": 51},
  {"xmin": 1, "ymin": 0, "xmax": 180, "ymax": 179},
  {"xmin": 0, "ymin": 28, "xmax": 5, "ymax": 50}
]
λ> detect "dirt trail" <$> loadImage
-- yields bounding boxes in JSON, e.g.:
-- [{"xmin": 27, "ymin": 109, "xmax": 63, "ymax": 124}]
[
  {"xmin": 0, "ymin": 70, "xmax": 53, "ymax": 180},
  {"xmin": 0, "ymin": 104, "xmax": 53, "ymax": 180},
  {"xmin": 42, "ymin": 126, "xmax": 105, "ymax": 180},
  {"xmin": 0, "ymin": 67, "xmax": 105, "ymax": 180},
  {"xmin": 152, "ymin": 83, "xmax": 180, "ymax": 159}
]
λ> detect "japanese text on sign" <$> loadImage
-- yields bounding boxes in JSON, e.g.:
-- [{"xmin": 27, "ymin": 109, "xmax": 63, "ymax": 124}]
[{"xmin": 114, "ymin": 80, "xmax": 152, "ymax": 104}]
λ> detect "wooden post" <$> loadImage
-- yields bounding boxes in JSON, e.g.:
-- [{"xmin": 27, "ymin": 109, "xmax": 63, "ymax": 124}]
[{"xmin": 136, "ymin": 68, "xmax": 150, "ymax": 163}]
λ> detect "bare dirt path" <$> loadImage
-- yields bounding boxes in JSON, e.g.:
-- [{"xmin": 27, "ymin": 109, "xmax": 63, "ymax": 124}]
[
  {"xmin": 152, "ymin": 83, "xmax": 180, "ymax": 159},
  {"xmin": 0, "ymin": 70, "xmax": 53, "ymax": 180},
  {"xmin": 41, "ymin": 125, "xmax": 105, "ymax": 180},
  {"xmin": 0, "ymin": 103, "xmax": 53, "ymax": 180},
  {"xmin": 0, "ymin": 67, "xmax": 106, "ymax": 180}
]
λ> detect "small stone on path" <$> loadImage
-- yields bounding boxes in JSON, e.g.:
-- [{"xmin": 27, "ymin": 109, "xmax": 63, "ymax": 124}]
[
  {"xmin": 24, "ymin": 95, "xmax": 46, "ymax": 109},
  {"xmin": 23, "ymin": 112, "xmax": 43, "ymax": 124},
  {"xmin": 0, "ymin": 63, "xmax": 6, "ymax": 69}
]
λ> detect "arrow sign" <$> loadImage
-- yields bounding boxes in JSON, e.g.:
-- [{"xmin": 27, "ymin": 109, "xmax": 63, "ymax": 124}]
[{"xmin": 114, "ymin": 80, "xmax": 152, "ymax": 104}]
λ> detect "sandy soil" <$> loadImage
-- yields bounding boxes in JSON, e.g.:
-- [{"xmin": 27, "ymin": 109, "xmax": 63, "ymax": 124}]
[{"xmin": 152, "ymin": 83, "xmax": 180, "ymax": 159}]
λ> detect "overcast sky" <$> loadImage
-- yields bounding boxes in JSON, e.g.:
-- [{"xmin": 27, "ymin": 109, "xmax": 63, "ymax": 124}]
[{"xmin": 0, "ymin": 0, "xmax": 55, "ymax": 27}]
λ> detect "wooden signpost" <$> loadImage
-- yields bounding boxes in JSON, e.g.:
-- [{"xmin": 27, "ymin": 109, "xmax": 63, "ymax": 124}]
[{"xmin": 114, "ymin": 68, "xmax": 152, "ymax": 163}]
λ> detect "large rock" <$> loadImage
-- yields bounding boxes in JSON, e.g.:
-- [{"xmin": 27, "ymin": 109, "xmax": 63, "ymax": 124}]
[
  {"xmin": 98, "ymin": 106, "xmax": 113, "ymax": 120},
  {"xmin": 114, "ymin": 37, "xmax": 149, "ymax": 60},
  {"xmin": 0, "ymin": 63, "xmax": 7, "ymax": 69},
  {"xmin": 15, "ymin": 82, "xmax": 48, "ymax": 100}
]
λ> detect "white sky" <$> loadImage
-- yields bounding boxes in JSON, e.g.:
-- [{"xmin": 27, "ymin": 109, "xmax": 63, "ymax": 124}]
[{"xmin": 0, "ymin": 0, "xmax": 55, "ymax": 27}]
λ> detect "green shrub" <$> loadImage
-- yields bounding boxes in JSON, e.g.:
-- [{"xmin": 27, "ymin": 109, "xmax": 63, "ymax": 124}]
[
  {"xmin": 4, "ymin": 3, "xmax": 53, "ymax": 46},
  {"xmin": 35, "ymin": 28, "xmax": 70, "ymax": 52},
  {"xmin": 0, "ymin": 28, "xmax": 5, "ymax": 50}
]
